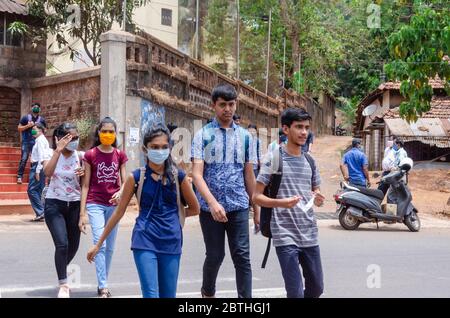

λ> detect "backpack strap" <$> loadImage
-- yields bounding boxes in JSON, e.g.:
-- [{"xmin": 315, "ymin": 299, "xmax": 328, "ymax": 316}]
[
  {"xmin": 304, "ymin": 152, "xmax": 317, "ymax": 189},
  {"xmin": 261, "ymin": 238, "xmax": 272, "ymax": 269},
  {"xmin": 261, "ymin": 145, "xmax": 283, "ymax": 269},
  {"xmin": 136, "ymin": 167, "xmax": 146, "ymax": 205},
  {"xmin": 173, "ymin": 168, "xmax": 186, "ymax": 228}
]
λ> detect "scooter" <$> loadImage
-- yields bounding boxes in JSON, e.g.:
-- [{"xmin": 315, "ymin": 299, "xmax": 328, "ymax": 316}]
[{"xmin": 334, "ymin": 158, "xmax": 420, "ymax": 232}]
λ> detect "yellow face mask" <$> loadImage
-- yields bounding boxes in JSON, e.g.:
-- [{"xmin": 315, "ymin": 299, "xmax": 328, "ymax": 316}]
[{"xmin": 99, "ymin": 132, "xmax": 116, "ymax": 146}]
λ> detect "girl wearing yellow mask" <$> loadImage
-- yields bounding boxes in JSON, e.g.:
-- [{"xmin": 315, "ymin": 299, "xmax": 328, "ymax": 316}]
[{"xmin": 80, "ymin": 117, "xmax": 128, "ymax": 297}]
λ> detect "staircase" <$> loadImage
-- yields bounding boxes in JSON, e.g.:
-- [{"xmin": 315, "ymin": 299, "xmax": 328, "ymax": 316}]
[{"xmin": 0, "ymin": 146, "xmax": 33, "ymax": 215}]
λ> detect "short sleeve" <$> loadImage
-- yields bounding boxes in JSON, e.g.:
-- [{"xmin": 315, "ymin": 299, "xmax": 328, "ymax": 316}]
[
  {"xmin": 118, "ymin": 150, "xmax": 129, "ymax": 166},
  {"xmin": 83, "ymin": 149, "xmax": 93, "ymax": 165},
  {"xmin": 256, "ymin": 151, "xmax": 275, "ymax": 186},
  {"xmin": 19, "ymin": 115, "xmax": 28, "ymax": 125},
  {"xmin": 362, "ymin": 154, "xmax": 368, "ymax": 166},
  {"xmin": 177, "ymin": 169, "xmax": 186, "ymax": 184},
  {"xmin": 342, "ymin": 153, "xmax": 348, "ymax": 165},
  {"xmin": 191, "ymin": 130, "xmax": 204, "ymax": 161}
]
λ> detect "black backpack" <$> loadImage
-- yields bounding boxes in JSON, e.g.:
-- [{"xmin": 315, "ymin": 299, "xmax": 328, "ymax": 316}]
[{"xmin": 260, "ymin": 147, "xmax": 317, "ymax": 268}]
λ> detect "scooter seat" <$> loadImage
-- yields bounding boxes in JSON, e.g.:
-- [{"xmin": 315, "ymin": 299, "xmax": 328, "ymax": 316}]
[{"xmin": 353, "ymin": 185, "xmax": 385, "ymax": 200}]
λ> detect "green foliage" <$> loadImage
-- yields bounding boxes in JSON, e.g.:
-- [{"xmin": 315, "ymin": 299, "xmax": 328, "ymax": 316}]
[
  {"xmin": 385, "ymin": 1, "xmax": 450, "ymax": 122},
  {"xmin": 72, "ymin": 114, "xmax": 97, "ymax": 150},
  {"xmin": 26, "ymin": 0, "xmax": 147, "ymax": 65}
]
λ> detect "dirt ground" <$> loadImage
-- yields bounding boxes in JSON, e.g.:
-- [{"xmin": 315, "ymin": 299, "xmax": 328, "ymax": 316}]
[{"xmin": 313, "ymin": 136, "xmax": 450, "ymax": 217}]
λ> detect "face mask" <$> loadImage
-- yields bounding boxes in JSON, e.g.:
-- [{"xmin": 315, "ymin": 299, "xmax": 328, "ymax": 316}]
[
  {"xmin": 66, "ymin": 140, "xmax": 79, "ymax": 152},
  {"xmin": 32, "ymin": 107, "xmax": 40, "ymax": 113},
  {"xmin": 147, "ymin": 148, "xmax": 170, "ymax": 165},
  {"xmin": 393, "ymin": 144, "xmax": 399, "ymax": 151},
  {"xmin": 99, "ymin": 132, "xmax": 116, "ymax": 146},
  {"xmin": 31, "ymin": 130, "xmax": 38, "ymax": 136}
]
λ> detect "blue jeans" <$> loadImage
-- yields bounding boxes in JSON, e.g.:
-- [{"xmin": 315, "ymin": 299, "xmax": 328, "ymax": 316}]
[
  {"xmin": 87, "ymin": 203, "xmax": 119, "ymax": 289},
  {"xmin": 27, "ymin": 162, "xmax": 45, "ymax": 217},
  {"xmin": 275, "ymin": 245, "xmax": 324, "ymax": 298},
  {"xmin": 133, "ymin": 249, "xmax": 181, "ymax": 298},
  {"xmin": 199, "ymin": 209, "xmax": 252, "ymax": 298},
  {"xmin": 18, "ymin": 141, "xmax": 34, "ymax": 179}
]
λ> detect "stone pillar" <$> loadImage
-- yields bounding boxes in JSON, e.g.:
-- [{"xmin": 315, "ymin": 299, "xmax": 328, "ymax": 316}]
[{"xmin": 100, "ymin": 30, "xmax": 135, "ymax": 150}]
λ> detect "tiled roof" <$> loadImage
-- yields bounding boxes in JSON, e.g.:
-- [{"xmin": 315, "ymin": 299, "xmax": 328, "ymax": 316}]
[
  {"xmin": 378, "ymin": 79, "xmax": 447, "ymax": 90},
  {"xmin": 0, "ymin": 0, "xmax": 28, "ymax": 16},
  {"xmin": 383, "ymin": 96, "xmax": 450, "ymax": 119}
]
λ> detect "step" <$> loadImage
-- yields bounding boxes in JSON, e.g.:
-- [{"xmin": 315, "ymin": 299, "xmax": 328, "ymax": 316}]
[
  {"xmin": 0, "ymin": 161, "xmax": 30, "ymax": 168},
  {"xmin": 0, "ymin": 174, "xmax": 29, "ymax": 183},
  {"xmin": 0, "ymin": 200, "xmax": 33, "ymax": 215},
  {"xmin": 0, "ymin": 167, "xmax": 30, "ymax": 175},
  {"xmin": 0, "ymin": 153, "xmax": 22, "ymax": 161},
  {"xmin": 0, "ymin": 183, "xmax": 29, "ymax": 192},
  {"xmin": 0, "ymin": 148, "xmax": 21, "ymax": 155},
  {"xmin": 0, "ymin": 192, "xmax": 29, "ymax": 200}
]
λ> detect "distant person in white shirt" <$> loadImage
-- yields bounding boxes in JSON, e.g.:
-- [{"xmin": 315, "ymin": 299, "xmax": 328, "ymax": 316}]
[{"xmin": 28, "ymin": 122, "xmax": 50, "ymax": 221}]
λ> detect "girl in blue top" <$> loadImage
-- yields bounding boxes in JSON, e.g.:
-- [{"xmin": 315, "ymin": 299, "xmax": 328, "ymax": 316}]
[{"xmin": 87, "ymin": 125, "xmax": 200, "ymax": 298}]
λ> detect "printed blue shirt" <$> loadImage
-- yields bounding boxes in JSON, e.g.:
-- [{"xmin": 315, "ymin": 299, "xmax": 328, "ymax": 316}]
[{"xmin": 191, "ymin": 118, "xmax": 257, "ymax": 213}]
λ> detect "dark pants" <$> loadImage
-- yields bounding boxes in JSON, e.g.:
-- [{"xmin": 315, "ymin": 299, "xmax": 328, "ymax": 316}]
[
  {"xmin": 275, "ymin": 245, "xmax": 324, "ymax": 298},
  {"xmin": 377, "ymin": 171, "xmax": 391, "ymax": 196},
  {"xmin": 17, "ymin": 141, "xmax": 34, "ymax": 179},
  {"xmin": 27, "ymin": 162, "xmax": 45, "ymax": 217},
  {"xmin": 45, "ymin": 199, "xmax": 81, "ymax": 283},
  {"xmin": 199, "ymin": 209, "xmax": 252, "ymax": 298}
]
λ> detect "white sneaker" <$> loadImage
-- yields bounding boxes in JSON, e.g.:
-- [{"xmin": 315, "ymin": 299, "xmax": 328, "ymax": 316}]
[{"xmin": 57, "ymin": 284, "xmax": 70, "ymax": 298}]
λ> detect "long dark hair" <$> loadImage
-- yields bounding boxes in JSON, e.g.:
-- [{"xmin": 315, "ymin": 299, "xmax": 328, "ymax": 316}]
[
  {"xmin": 92, "ymin": 117, "xmax": 118, "ymax": 148},
  {"xmin": 52, "ymin": 122, "xmax": 78, "ymax": 150},
  {"xmin": 143, "ymin": 125, "xmax": 175, "ymax": 184}
]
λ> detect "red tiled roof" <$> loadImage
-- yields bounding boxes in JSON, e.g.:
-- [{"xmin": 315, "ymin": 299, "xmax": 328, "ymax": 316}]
[
  {"xmin": 0, "ymin": 0, "xmax": 28, "ymax": 16},
  {"xmin": 378, "ymin": 79, "xmax": 447, "ymax": 90},
  {"xmin": 383, "ymin": 96, "xmax": 450, "ymax": 119}
]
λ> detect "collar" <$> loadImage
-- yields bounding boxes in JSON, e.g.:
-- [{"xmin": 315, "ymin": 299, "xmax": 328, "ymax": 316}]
[{"xmin": 210, "ymin": 118, "xmax": 238, "ymax": 130}]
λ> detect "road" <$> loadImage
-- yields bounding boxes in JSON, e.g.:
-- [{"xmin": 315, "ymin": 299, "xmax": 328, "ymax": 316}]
[{"xmin": 1, "ymin": 215, "xmax": 450, "ymax": 298}]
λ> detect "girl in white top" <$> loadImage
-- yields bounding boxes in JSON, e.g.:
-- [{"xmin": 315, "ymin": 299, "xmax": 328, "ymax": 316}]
[
  {"xmin": 42, "ymin": 123, "xmax": 85, "ymax": 298},
  {"xmin": 28, "ymin": 122, "xmax": 50, "ymax": 221}
]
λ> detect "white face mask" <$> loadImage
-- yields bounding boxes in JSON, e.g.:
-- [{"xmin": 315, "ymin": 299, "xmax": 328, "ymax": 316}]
[{"xmin": 66, "ymin": 140, "xmax": 79, "ymax": 152}]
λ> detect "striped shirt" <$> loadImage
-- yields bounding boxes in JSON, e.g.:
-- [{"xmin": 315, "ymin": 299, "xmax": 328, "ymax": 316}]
[{"xmin": 257, "ymin": 146, "xmax": 321, "ymax": 248}]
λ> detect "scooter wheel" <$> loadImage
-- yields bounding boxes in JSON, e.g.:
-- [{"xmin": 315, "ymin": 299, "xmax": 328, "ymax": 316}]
[
  {"xmin": 404, "ymin": 210, "xmax": 421, "ymax": 232},
  {"xmin": 339, "ymin": 209, "xmax": 361, "ymax": 230}
]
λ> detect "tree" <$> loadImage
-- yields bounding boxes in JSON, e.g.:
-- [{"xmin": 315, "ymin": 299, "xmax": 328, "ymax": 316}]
[
  {"xmin": 385, "ymin": 1, "xmax": 450, "ymax": 121},
  {"xmin": 25, "ymin": 0, "xmax": 147, "ymax": 65}
]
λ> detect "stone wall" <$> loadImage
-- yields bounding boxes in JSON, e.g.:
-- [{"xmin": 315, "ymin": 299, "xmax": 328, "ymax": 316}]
[
  {"xmin": 30, "ymin": 67, "xmax": 101, "ymax": 145},
  {"xmin": 0, "ymin": 39, "xmax": 46, "ymax": 80}
]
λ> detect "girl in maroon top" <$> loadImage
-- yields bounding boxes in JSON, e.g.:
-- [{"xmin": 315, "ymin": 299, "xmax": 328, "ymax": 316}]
[{"xmin": 80, "ymin": 117, "xmax": 128, "ymax": 298}]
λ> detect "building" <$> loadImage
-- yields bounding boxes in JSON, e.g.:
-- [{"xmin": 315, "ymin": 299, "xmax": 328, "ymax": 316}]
[
  {"xmin": 47, "ymin": 0, "xmax": 178, "ymax": 73},
  {"xmin": 0, "ymin": 0, "xmax": 46, "ymax": 146},
  {"xmin": 354, "ymin": 80, "xmax": 450, "ymax": 170}
]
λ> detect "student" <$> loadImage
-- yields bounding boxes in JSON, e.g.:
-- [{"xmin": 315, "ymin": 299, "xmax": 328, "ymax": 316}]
[
  {"xmin": 301, "ymin": 131, "xmax": 314, "ymax": 154},
  {"xmin": 340, "ymin": 139, "xmax": 371, "ymax": 188},
  {"xmin": 87, "ymin": 125, "xmax": 200, "ymax": 298},
  {"xmin": 191, "ymin": 84, "xmax": 257, "ymax": 298},
  {"xmin": 80, "ymin": 117, "xmax": 128, "ymax": 298},
  {"xmin": 253, "ymin": 108, "xmax": 325, "ymax": 298},
  {"xmin": 43, "ymin": 123, "xmax": 85, "ymax": 298},
  {"xmin": 28, "ymin": 122, "xmax": 49, "ymax": 221},
  {"xmin": 17, "ymin": 102, "xmax": 47, "ymax": 184}
]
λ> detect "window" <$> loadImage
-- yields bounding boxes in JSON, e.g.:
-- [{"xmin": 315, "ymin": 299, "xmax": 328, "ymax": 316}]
[
  {"xmin": 1, "ymin": 13, "xmax": 23, "ymax": 47},
  {"xmin": 161, "ymin": 8, "xmax": 172, "ymax": 27}
]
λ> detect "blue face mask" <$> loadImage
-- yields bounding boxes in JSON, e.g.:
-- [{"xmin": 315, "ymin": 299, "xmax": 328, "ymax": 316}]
[
  {"xmin": 393, "ymin": 144, "xmax": 399, "ymax": 151},
  {"xmin": 66, "ymin": 140, "xmax": 79, "ymax": 152},
  {"xmin": 147, "ymin": 148, "xmax": 170, "ymax": 164}
]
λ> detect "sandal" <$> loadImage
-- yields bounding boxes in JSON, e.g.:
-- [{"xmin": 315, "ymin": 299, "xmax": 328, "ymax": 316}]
[{"xmin": 97, "ymin": 287, "xmax": 112, "ymax": 298}]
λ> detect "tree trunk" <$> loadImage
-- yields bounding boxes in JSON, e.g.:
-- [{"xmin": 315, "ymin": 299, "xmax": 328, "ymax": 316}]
[{"xmin": 279, "ymin": 0, "xmax": 301, "ymax": 74}]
